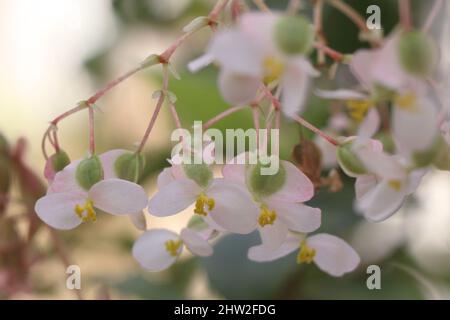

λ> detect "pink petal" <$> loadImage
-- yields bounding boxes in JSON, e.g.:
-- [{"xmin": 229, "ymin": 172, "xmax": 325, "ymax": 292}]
[
  {"xmin": 157, "ymin": 167, "xmax": 176, "ymax": 189},
  {"xmin": 248, "ymin": 236, "xmax": 300, "ymax": 262},
  {"xmin": 129, "ymin": 211, "xmax": 147, "ymax": 231},
  {"xmin": 180, "ymin": 228, "xmax": 213, "ymax": 257},
  {"xmin": 218, "ymin": 70, "xmax": 260, "ymax": 106},
  {"xmin": 132, "ymin": 229, "xmax": 181, "ymax": 272},
  {"xmin": 266, "ymin": 160, "xmax": 314, "ymax": 203},
  {"xmin": 267, "ymin": 200, "xmax": 321, "ymax": 233},
  {"xmin": 354, "ymin": 175, "xmax": 378, "ymax": 200},
  {"xmin": 47, "ymin": 160, "xmax": 85, "ymax": 196},
  {"xmin": 258, "ymin": 220, "xmax": 288, "ymax": 251},
  {"xmin": 99, "ymin": 149, "xmax": 129, "ymax": 179},
  {"xmin": 315, "ymin": 89, "xmax": 368, "ymax": 100},
  {"xmin": 34, "ymin": 193, "xmax": 85, "ymax": 230},
  {"xmin": 307, "ymin": 233, "xmax": 360, "ymax": 277},
  {"xmin": 206, "ymin": 179, "xmax": 259, "ymax": 234},
  {"xmin": 357, "ymin": 108, "xmax": 380, "ymax": 139},
  {"xmin": 89, "ymin": 179, "xmax": 148, "ymax": 215},
  {"xmin": 349, "ymin": 49, "xmax": 376, "ymax": 89},
  {"xmin": 148, "ymin": 179, "xmax": 200, "ymax": 217}
]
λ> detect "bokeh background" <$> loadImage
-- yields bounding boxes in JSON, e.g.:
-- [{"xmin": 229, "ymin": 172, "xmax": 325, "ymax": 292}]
[{"xmin": 0, "ymin": 0, "xmax": 449, "ymax": 299}]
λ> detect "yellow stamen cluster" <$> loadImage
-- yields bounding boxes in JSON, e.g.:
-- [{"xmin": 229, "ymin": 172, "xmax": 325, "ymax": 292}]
[
  {"xmin": 345, "ymin": 100, "xmax": 373, "ymax": 122},
  {"xmin": 194, "ymin": 193, "xmax": 215, "ymax": 216},
  {"xmin": 74, "ymin": 199, "xmax": 97, "ymax": 222},
  {"xmin": 165, "ymin": 239, "xmax": 182, "ymax": 257},
  {"xmin": 394, "ymin": 92, "xmax": 416, "ymax": 110},
  {"xmin": 263, "ymin": 57, "xmax": 284, "ymax": 84},
  {"xmin": 388, "ymin": 180, "xmax": 402, "ymax": 191},
  {"xmin": 258, "ymin": 205, "xmax": 277, "ymax": 227},
  {"xmin": 297, "ymin": 241, "xmax": 316, "ymax": 264}
]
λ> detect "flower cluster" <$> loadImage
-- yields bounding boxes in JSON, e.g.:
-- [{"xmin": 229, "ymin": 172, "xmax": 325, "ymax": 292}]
[{"xmin": 36, "ymin": 1, "xmax": 449, "ymax": 280}]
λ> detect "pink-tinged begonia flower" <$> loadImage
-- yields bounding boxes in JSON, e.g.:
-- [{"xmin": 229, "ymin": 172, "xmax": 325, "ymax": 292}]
[
  {"xmin": 248, "ymin": 233, "xmax": 360, "ymax": 277},
  {"xmin": 188, "ymin": 12, "xmax": 319, "ymax": 117},
  {"xmin": 35, "ymin": 150, "xmax": 148, "ymax": 230},
  {"xmin": 132, "ymin": 227, "xmax": 214, "ymax": 272},
  {"xmin": 148, "ymin": 162, "xmax": 259, "ymax": 234},
  {"xmin": 222, "ymin": 154, "xmax": 321, "ymax": 250}
]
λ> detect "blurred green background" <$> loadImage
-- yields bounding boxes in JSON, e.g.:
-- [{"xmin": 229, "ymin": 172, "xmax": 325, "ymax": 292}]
[{"xmin": 0, "ymin": 0, "xmax": 449, "ymax": 299}]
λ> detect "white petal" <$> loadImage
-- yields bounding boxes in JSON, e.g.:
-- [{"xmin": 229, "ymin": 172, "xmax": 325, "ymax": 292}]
[
  {"xmin": 349, "ymin": 49, "xmax": 376, "ymax": 89},
  {"xmin": 267, "ymin": 200, "xmax": 321, "ymax": 233},
  {"xmin": 307, "ymin": 233, "xmax": 360, "ymax": 277},
  {"xmin": 222, "ymin": 152, "xmax": 249, "ymax": 186},
  {"xmin": 34, "ymin": 193, "xmax": 85, "ymax": 230},
  {"xmin": 281, "ymin": 58, "xmax": 318, "ymax": 118},
  {"xmin": 393, "ymin": 98, "xmax": 438, "ymax": 154},
  {"xmin": 248, "ymin": 236, "xmax": 300, "ymax": 262},
  {"xmin": 99, "ymin": 149, "xmax": 129, "ymax": 179},
  {"xmin": 132, "ymin": 229, "xmax": 181, "ymax": 272},
  {"xmin": 258, "ymin": 220, "xmax": 288, "ymax": 251},
  {"xmin": 89, "ymin": 179, "xmax": 148, "ymax": 215},
  {"xmin": 315, "ymin": 88, "xmax": 368, "ymax": 100},
  {"xmin": 354, "ymin": 175, "xmax": 378, "ymax": 199},
  {"xmin": 47, "ymin": 159, "xmax": 85, "ymax": 196},
  {"xmin": 209, "ymin": 29, "xmax": 263, "ymax": 76},
  {"xmin": 266, "ymin": 160, "xmax": 314, "ymax": 203},
  {"xmin": 239, "ymin": 12, "xmax": 278, "ymax": 54},
  {"xmin": 180, "ymin": 228, "xmax": 213, "ymax": 257},
  {"xmin": 148, "ymin": 179, "xmax": 200, "ymax": 217},
  {"xmin": 218, "ymin": 70, "xmax": 260, "ymax": 106},
  {"xmin": 357, "ymin": 108, "xmax": 380, "ymax": 139},
  {"xmin": 157, "ymin": 167, "xmax": 176, "ymax": 189},
  {"xmin": 355, "ymin": 146, "xmax": 406, "ymax": 181},
  {"xmin": 129, "ymin": 211, "xmax": 147, "ymax": 231},
  {"xmin": 356, "ymin": 179, "xmax": 406, "ymax": 222},
  {"xmin": 188, "ymin": 53, "xmax": 215, "ymax": 73},
  {"xmin": 206, "ymin": 179, "xmax": 259, "ymax": 234}
]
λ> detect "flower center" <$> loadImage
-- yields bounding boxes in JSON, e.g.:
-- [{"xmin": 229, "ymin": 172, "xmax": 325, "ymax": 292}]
[
  {"xmin": 296, "ymin": 241, "xmax": 316, "ymax": 264},
  {"xmin": 263, "ymin": 57, "xmax": 284, "ymax": 84},
  {"xmin": 388, "ymin": 179, "xmax": 402, "ymax": 191},
  {"xmin": 194, "ymin": 193, "xmax": 215, "ymax": 216},
  {"xmin": 345, "ymin": 100, "xmax": 374, "ymax": 122},
  {"xmin": 74, "ymin": 199, "xmax": 97, "ymax": 222},
  {"xmin": 394, "ymin": 93, "xmax": 416, "ymax": 110},
  {"xmin": 258, "ymin": 205, "xmax": 277, "ymax": 227},
  {"xmin": 165, "ymin": 239, "xmax": 182, "ymax": 257}
]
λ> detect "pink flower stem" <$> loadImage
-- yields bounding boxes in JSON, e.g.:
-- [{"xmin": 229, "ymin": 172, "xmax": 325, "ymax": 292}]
[
  {"xmin": 399, "ymin": 0, "xmax": 412, "ymax": 30},
  {"xmin": 313, "ymin": 0, "xmax": 327, "ymax": 65},
  {"xmin": 292, "ymin": 114, "xmax": 338, "ymax": 146},
  {"xmin": 326, "ymin": 0, "xmax": 370, "ymax": 33},
  {"xmin": 251, "ymin": 103, "xmax": 261, "ymax": 148},
  {"xmin": 202, "ymin": 105, "xmax": 247, "ymax": 130},
  {"xmin": 169, "ymin": 102, "xmax": 183, "ymax": 129},
  {"xmin": 136, "ymin": 65, "xmax": 170, "ymax": 154},
  {"xmin": 422, "ymin": 0, "xmax": 443, "ymax": 32},
  {"xmin": 88, "ymin": 105, "xmax": 95, "ymax": 155},
  {"xmin": 209, "ymin": 0, "xmax": 230, "ymax": 22},
  {"xmin": 313, "ymin": 43, "xmax": 345, "ymax": 62},
  {"xmin": 253, "ymin": 0, "xmax": 270, "ymax": 12}
]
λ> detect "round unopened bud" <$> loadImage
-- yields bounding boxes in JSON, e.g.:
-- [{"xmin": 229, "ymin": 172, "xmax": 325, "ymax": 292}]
[
  {"xmin": 336, "ymin": 142, "xmax": 367, "ymax": 176},
  {"xmin": 247, "ymin": 162, "xmax": 286, "ymax": 198},
  {"xmin": 274, "ymin": 15, "xmax": 314, "ymax": 55},
  {"xmin": 52, "ymin": 150, "xmax": 71, "ymax": 173},
  {"xmin": 75, "ymin": 155, "xmax": 104, "ymax": 191},
  {"xmin": 397, "ymin": 31, "xmax": 437, "ymax": 76},
  {"xmin": 183, "ymin": 163, "xmax": 213, "ymax": 188},
  {"xmin": 114, "ymin": 152, "xmax": 146, "ymax": 183}
]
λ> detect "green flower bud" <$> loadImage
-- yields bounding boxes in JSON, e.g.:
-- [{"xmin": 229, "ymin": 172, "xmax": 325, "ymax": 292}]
[
  {"xmin": 114, "ymin": 152, "xmax": 146, "ymax": 183},
  {"xmin": 397, "ymin": 31, "xmax": 437, "ymax": 76},
  {"xmin": 183, "ymin": 163, "xmax": 213, "ymax": 188},
  {"xmin": 247, "ymin": 162, "xmax": 286, "ymax": 198},
  {"xmin": 274, "ymin": 15, "xmax": 314, "ymax": 55},
  {"xmin": 75, "ymin": 155, "xmax": 104, "ymax": 191},
  {"xmin": 51, "ymin": 150, "xmax": 71, "ymax": 173},
  {"xmin": 336, "ymin": 142, "xmax": 367, "ymax": 176}
]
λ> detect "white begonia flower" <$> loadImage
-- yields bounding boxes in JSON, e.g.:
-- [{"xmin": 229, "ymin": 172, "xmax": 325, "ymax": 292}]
[
  {"xmin": 222, "ymin": 153, "xmax": 321, "ymax": 250},
  {"xmin": 188, "ymin": 12, "xmax": 319, "ymax": 117},
  {"xmin": 35, "ymin": 150, "xmax": 149, "ymax": 230},
  {"xmin": 132, "ymin": 228, "xmax": 213, "ymax": 272},
  {"xmin": 248, "ymin": 233, "xmax": 360, "ymax": 277},
  {"xmin": 148, "ymin": 161, "xmax": 259, "ymax": 235}
]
